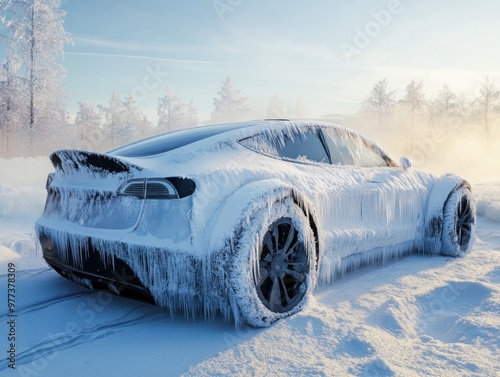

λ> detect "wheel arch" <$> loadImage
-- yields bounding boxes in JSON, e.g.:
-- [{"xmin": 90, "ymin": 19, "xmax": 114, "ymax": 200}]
[
  {"xmin": 423, "ymin": 173, "xmax": 472, "ymax": 253},
  {"xmin": 208, "ymin": 179, "xmax": 320, "ymax": 260},
  {"xmin": 291, "ymin": 189, "xmax": 320, "ymax": 264}
]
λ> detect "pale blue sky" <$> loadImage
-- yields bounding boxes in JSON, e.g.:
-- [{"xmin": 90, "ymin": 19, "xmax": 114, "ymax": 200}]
[{"xmin": 18, "ymin": 0, "xmax": 500, "ymax": 121}]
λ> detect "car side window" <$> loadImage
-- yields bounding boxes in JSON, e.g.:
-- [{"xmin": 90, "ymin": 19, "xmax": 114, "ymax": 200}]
[
  {"xmin": 357, "ymin": 142, "xmax": 388, "ymax": 167},
  {"xmin": 322, "ymin": 132, "xmax": 356, "ymax": 165},
  {"xmin": 275, "ymin": 131, "xmax": 329, "ymax": 163},
  {"xmin": 322, "ymin": 129, "xmax": 389, "ymax": 167},
  {"xmin": 240, "ymin": 129, "xmax": 330, "ymax": 164}
]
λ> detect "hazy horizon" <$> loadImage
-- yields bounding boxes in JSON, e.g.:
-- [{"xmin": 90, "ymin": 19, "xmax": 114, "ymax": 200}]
[
  {"xmin": 1, "ymin": 0, "xmax": 499, "ymax": 184},
  {"xmin": 2, "ymin": 0, "xmax": 498, "ymax": 122}
]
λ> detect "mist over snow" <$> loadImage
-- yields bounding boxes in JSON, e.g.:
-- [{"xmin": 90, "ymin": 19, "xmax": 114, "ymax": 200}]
[
  {"xmin": 0, "ymin": 157, "xmax": 52, "ymax": 220},
  {"xmin": 388, "ymin": 132, "xmax": 500, "ymax": 184}
]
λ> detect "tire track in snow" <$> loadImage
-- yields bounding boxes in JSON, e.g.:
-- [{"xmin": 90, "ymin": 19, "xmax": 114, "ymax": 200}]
[
  {"xmin": 2, "ymin": 306, "xmax": 164, "ymax": 370},
  {"xmin": 0, "ymin": 291, "xmax": 93, "ymax": 318},
  {"xmin": 0, "ymin": 267, "xmax": 50, "ymax": 279}
]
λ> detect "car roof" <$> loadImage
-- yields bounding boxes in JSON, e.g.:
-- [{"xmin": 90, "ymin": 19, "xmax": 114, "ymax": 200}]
[
  {"xmin": 109, "ymin": 120, "xmax": 298, "ymax": 158},
  {"xmin": 108, "ymin": 119, "xmax": 379, "ymax": 159}
]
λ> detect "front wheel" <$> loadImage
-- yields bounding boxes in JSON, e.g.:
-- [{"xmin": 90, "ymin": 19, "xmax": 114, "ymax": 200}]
[
  {"xmin": 229, "ymin": 199, "xmax": 317, "ymax": 327},
  {"xmin": 441, "ymin": 186, "xmax": 476, "ymax": 257}
]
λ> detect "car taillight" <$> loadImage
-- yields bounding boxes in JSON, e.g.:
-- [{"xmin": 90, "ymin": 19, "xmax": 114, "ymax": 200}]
[{"xmin": 117, "ymin": 178, "xmax": 195, "ymax": 199}]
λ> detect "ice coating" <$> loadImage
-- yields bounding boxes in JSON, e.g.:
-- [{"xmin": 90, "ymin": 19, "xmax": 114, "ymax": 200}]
[{"xmin": 35, "ymin": 120, "xmax": 473, "ymax": 324}]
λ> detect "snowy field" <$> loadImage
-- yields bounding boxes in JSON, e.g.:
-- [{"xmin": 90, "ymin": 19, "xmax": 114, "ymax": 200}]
[{"xmin": 0, "ymin": 157, "xmax": 499, "ymax": 376}]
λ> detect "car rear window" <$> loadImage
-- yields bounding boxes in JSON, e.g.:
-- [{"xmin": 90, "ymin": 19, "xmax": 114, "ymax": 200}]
[{"xmin": 109, "ymin": 123, "xmax": 253, "ymax": 157}]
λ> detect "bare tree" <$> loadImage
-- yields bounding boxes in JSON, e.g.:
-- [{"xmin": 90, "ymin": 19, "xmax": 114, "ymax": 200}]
[
  {"xmin": 211, "ymin": 74, "xmax": 249, "ymax": 123},
  {"xmin": 434, "ymin": 84, "xmax": 456, "ymax": 117},
  {"xmin": 294, "ymin": 98, "xmax": 306, "ymax": 119},
  {"xmin": 362, "ymin": 78, "xmax": 396, "ymax": 130},
  {"xmin": 266, "ymin": 94, "xmax": 287, "ymax": 118},
  {"xmin": 184, "ymin": 101, "xmax": 199, "ymax": 128},
  {"xmin": 430, "ymin": 84, "xmax": 471, "ymax": 131},
  {"xmin": 475, "ymin": 76, "xmax": 499, "ymax": 136},
  {"xmin": 400, "ymin": 80, "xmax": 426, "ymax": 132}
]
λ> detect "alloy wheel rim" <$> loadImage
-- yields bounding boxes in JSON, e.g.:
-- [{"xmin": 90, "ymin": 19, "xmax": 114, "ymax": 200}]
[
  {"xmin": 456, "ymin": 195, "xmax": 473, "ymax": 249},
  {"xmin": 255, "ymin": 218, "xmax": 309, "ymax": 313}
]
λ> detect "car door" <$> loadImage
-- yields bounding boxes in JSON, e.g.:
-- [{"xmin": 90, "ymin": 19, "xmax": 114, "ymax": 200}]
[{"xmin": 319, "ymin": 126, "xmax": 428, "ymax": 255}]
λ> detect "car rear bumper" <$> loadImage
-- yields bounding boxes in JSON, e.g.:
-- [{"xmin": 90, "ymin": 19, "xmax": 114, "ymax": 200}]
[
  {"xmin": 35, "ymin": 219, "xmax": 210, "ymax": 309},
  {"xmin": 40, "ymin": 232, "xmax": 155, "ymax": 303}
]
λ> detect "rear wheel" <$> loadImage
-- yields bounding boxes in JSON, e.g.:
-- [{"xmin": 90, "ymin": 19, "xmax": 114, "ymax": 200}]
[
  {"xmin": 229, "ymin": 199, "xmax": 316, "ymax": 327},
  {"xmin": 256, "ymin": 217, "xmax": 310, "ymax": 313},
  {"xmin": 441, "ymin": 186, "xmax": 476, "ymax": 257}
]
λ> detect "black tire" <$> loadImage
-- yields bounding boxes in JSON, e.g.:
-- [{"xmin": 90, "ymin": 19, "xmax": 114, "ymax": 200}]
[
  {"xmin": 229, "ymin": 198, "xmax": 317, "ymax": 327},
  {"xmin": 441, "ymin": 186, "xmax": 476, "ymax": 257}
]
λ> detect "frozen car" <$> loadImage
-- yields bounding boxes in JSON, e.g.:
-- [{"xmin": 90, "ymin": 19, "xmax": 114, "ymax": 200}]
[{"xmin": 36, "ymin": 120, "xmax": 476, "ymax": 326}]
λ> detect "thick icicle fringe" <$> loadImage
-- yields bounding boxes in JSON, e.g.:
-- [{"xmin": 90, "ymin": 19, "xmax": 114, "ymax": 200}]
[
  {"xmin": 36, "ymin": 120, "xmax": 476, "ymax": 326},
  {"xmin": 318, "ymin": 241, "xmax": 419, "ymax": 285},
  {"xmin": 36, "ymin": 220, "xmax": 235, "ymax": 322}
]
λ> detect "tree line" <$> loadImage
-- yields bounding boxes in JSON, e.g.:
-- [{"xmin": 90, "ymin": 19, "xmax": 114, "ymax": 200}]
[
  {"xmin": 358, "ymin": 77, "xmax": 500, "ymax": 164},
  {"xmin": 68, "ymin": 74, "xmax": 306, "ymax": 152},
  {"xmin": 1, "ymin": 1, "xmax": 498, "ymax": 158},
  {"xmin": 361, "ymin": 77, "xmax": 500, "ymax": 137},
  {"xmin": 0, "ymin": 0, "xmax": 305, "ymax": 157}
]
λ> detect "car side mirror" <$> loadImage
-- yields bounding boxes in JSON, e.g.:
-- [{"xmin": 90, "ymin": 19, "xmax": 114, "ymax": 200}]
[{"xmin": 400, "ymin": 156, "xmax": 413, "ymax": 169}]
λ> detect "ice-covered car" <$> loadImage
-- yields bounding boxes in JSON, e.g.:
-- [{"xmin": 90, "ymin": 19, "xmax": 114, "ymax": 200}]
[{"xmin": 36, "ymin": 120, "xmax": 476, "ymax": 326}]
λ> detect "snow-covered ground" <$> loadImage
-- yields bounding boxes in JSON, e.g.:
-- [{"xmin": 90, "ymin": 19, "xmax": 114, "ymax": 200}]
[{"xmin": 0, "ymin": 157, "xmax": 499, "ymax": 376}]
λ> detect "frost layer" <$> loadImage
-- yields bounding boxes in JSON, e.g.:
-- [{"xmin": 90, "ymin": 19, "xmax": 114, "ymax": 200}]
[{"xmin": 35, "ymin": 120, "xmax": 474, "ymax": 324}]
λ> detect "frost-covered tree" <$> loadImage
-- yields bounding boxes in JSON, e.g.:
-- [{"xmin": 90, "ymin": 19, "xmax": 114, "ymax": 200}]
[
  {"xmin": 98, "ymin": 91, "xmax": 153, "ymax": 148},
  {"xmin": 400, "ymin": 80, "xmax": 426, "ymax": 132},
  {"xmin": 0, "ymin": 57, "xmax": 22, "ymax": 156},
  {"xmin": 0, "ymin": 0, "xmax": 72, "ymax": 153},
  {"xmin": 98, "ymin": 92, "xmax": 153, "ymax": 149},
  {"xmin": 434, "ymin": 84, "xmax": 456, "ymax": 118},
  {"xmin": 362, "ymin": 78, "xmax": 396, "ymax": 129},
  {"xmin": 475, "ymin": 76, "xmax": 499, "ymax": 135},
  {"xmin": 294, "ymin": 98, "xmax": 306, "ymax": 119},
  {"xmin": 211, "ymin": 74, "xmax": 249, "ymax": 123},
  {"xmin": 74, "ymin": 102, "xmax": 102, "ymax": 151},
  {"xmin": 266, "ymin": 94, "xmax": 287, "ymax": 118},
  {"xmin": 157, "ymin": 86, "xmax": 186, "ymax": 132},
  {"xmin": 99, "ymin": 91, "xmax": 124, "ymax": 149},
  {"xmin": 122, "ymin": 94, "xmax": 152, "ymax": 143},
  {"xmin": 184, "ymin": 101, "xmax": 199, "ymax": 128},
  {"xmin": 430, "ymin": 84, "xmax": 465, "ymax": 131}
]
